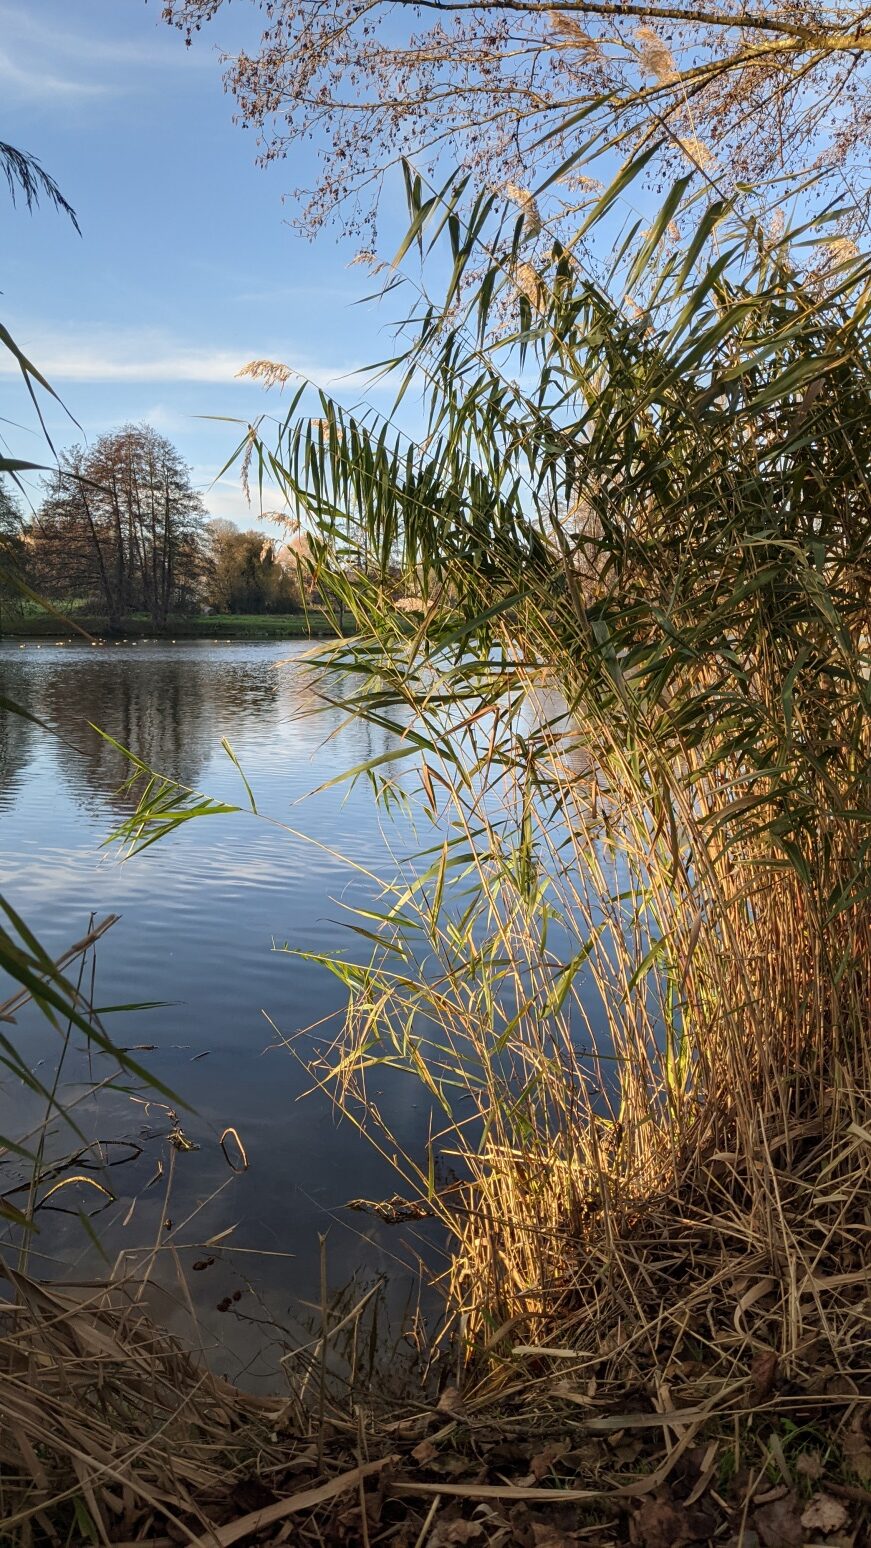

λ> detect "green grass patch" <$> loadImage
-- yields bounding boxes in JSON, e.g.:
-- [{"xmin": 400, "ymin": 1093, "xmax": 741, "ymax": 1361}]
[{"xmin": 0, "ymin": 610, "xmax": 350, "ymax": 640}]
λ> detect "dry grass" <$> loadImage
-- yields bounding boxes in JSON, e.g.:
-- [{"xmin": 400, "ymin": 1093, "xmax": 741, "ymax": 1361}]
[
  {"xmin": 281, "ymin": 625, "xmax": 871, "ymax": 1543},
  {"xmin": 1, "ymin": 1176, "xmax": 869, "ymax": 1547}
]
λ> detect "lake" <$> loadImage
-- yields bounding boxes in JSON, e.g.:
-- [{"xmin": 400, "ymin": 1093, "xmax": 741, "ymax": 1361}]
[{"xmin": 0, "ymin": 640, "xmax": 439, "ymax": 1382}]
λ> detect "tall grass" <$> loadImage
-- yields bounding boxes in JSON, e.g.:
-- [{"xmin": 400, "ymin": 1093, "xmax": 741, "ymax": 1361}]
[{"xmin": 215, "ymin": 158, "xmax": 871, "ymax": 1387}]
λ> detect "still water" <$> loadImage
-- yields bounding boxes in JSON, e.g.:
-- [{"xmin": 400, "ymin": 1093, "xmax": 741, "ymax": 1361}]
[{"xmin": 0, "ymin": 640, "xmax": 437, "ymax": 1380}]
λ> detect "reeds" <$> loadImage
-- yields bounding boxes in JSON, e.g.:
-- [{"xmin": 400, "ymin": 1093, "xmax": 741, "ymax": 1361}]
[
  {"xmin": 89, "ymin": 155, "xmax": 871, "ymax": 1537},
  {"xmin": 229, "ymin": 153, "xmax": 871, "ymax": 1451}
]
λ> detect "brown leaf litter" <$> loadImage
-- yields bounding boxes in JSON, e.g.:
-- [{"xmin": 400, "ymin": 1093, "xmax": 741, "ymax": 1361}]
[{"xmin": 1, "ymin": 1103, "xmax": 870, "ymax": 1544}]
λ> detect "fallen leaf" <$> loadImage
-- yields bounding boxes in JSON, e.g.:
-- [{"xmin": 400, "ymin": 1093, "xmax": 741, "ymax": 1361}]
[
  {"xmin": 431, "ymin": 1453, "xmax": 473, "ymax": 1478},
  {"xmin": 842, "ymin": 1420, "xmax": 871, "ymax": 1483},
  {"xmin": 430, "ymin": 1522, "xmax": 484, "ymax": 1546},
  {"xmin": 751, "ymin": 1348, "xmax": 779, "ymax": 1401},
  {"xmin": 754, "ymin": 1490, "xmax": 803, "ymax": 1548},
  {"xmin": 795, "ymin": 1450, "xmax": 824, "ymax": 1481},
  {"xmin": 754, "ymin": 1486, "xmax": 788, "ymax": 1506},
  {"xmin": 630, "ymin": 1496, "xmax": 695, "ymax": 1547},
  {"xmin": 800, "ymin": 1493, "xmax": 848, "ymax": 1534},
  {"xmin": 436, "ymin": 1385, "xmax": 468, "ymax": 1420},
  {"xmin": 531, "ymin": 1525, "xmax": 578, "ymax": 1548},
  {"xmin": 411, "ymin": 1438, "xmax": 438, "ymax": 1466},
  {"xmin": 529, "ymin": 1441, "xmax": 569, "ymax": 1480}
]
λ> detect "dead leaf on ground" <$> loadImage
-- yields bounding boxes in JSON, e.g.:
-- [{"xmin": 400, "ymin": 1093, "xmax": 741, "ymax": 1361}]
[
  {"xmin": 754, "ymin": 1490, "xmax": 804, "ymax": 1548},
  {"xmin": 629, "ymin": 1495, "xmax": 698, "ymax": 1547},
  {"xmin": 427, "ymin": 1451, "xmax": 473, "ymax": 1479},
  {"xmin": 411, "ymin": 1438, "xmax": 438, "ymax": 1466},
  {"xmin": 531, "ymin": 1524, "xmax": 579, "ymax": 1547},
  {"xmin": 529, "ymin": 1440, "xmax": 569, "ymax": 1480},
  {"xmin": 795, "ymin": 1449, "xmax": 824, "ymax": 1481},
  {"xmin": 436, "ymin": 1385, "xmax": 468, "ymax": 1420},
  {"xmin": 751, "ymin": 1348, "xmax": 779, "ymax": 1401},
  {"xmin": 842, "ymin": 1419, "xmax": 871, "ymax": 1483},
  {"xmin": 800, "ymin": 1493, "xmax": 849, "ymax": 1534},
  {"xmin": 430, "ymin": 1521, "xmax": 485, "ymax": 1546}
]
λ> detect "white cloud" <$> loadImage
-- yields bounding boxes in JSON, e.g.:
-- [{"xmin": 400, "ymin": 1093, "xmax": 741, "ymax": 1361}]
[
  {"xmin": 0, "ymin": 4, "xmax": 213, "ymax": 71},
  {"xmin": 12, "ymin": 344, "xmax": 248, "ymax": 384},
  {"xmin": 197, "ymin": 475, "xmax": 294, "ymax": 529},
  {"xmin": 0, "ymin": 46, "xmax": 111, "ymax": 99},
  {"xmin": 0, "ymin": 3, "xmax": 214, "ymax": 103},
  {"xmin": 0, "ymin": 327, "xmax": 357, "ymax": 387}
]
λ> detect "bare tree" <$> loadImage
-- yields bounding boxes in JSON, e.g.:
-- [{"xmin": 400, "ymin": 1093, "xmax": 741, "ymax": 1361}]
[{"xmin": 160, "ymin": 2, "xmax": 871, "ymax": 239}]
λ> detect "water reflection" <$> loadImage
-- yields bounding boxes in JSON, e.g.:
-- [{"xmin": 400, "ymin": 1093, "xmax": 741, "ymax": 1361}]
[
  {"xmin": 1, "ymin": 644, "xmax": 399, "ymax": 820},
  {"xmin": 0, "ymin": 683, "xmax": 35, "ymax": 804},
  {"xmin": 0, "ymin": 641, "xmax": 434, "ymax": 1385}
]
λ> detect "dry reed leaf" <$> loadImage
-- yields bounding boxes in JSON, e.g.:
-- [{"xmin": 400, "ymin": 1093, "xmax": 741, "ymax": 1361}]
[
  {"xmin": 582, "ymin": 1408, "xmax": 708, "ymax": 1433},
  {"xmin": 514, "ymin": 1344, "xmax": 578, "ymax": 1359},
  {"xmin": 219, "ymin": 1126, "xmax": 249, "ymax": 1172},
  {"xmin": 187, "ymin": 1458, "xmax": 394, "ymax": 1547},
  {"xmin": 40, "ymin": 1173, "xmax": 114, "ymax": 1204},
  {"xmin": 734, "ymin": 1276, "xmax": 777, "ymax": 1332},
  {"xmin": 204, "ymin": 1223, "xmax": 238, "ymax": 1246}
]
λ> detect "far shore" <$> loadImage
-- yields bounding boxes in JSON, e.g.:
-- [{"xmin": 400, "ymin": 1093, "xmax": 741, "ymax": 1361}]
[{"xmin": 0, "ymin": 610, "xmax": 351, "ymax": 641}]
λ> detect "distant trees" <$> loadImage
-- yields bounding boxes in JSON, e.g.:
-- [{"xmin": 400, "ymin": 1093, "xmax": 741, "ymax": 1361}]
[
  {"xmin": 33, "ymin": 425, "xmax": 208, "ymax": 627},
  {"xmin": 18, "ymin": 424, "xmax": 304, "ymax": 622},
  {"xmin": 0, "ymin": 476, "xmax": 20, "ymax": 534},
  {"xmin": 206, "ymin": 520, "xmax": 301, "ymax": 614},
  {"xmin": 0, "ymin": 476, "xmax": 26, "ymax": 607}
]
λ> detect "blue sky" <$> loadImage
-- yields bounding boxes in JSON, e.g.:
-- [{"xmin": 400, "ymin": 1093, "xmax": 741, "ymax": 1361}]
[{"xmin": 0, "ymin": 0, "xmax": 397, "ymax": 525}]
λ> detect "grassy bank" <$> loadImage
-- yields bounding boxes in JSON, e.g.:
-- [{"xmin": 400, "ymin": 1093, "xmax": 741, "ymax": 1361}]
[{"xmin": 0, "ymin": 609, "xmax": 350, "ymax": 640}]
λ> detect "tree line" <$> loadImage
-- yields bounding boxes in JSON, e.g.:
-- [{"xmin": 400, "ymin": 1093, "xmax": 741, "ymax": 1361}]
[{"xmin": 0, "ymin": 423, "xmax": 305, "ymax": 625}]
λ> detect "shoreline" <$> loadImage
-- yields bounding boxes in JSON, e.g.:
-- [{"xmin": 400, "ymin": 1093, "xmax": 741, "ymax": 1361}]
[{"xmin": 0, "ymin": 611, "xmax": 350, "ymax": 641}]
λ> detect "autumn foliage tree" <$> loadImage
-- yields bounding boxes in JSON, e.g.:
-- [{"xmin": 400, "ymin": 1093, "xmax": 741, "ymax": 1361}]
[
  {"xmin": 33, "ymin": 425, "xmax": 207, "ymax": 627},
  {"xmin": 161, "ymin": 1, "xmax": 871, "ymax": 240}
]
